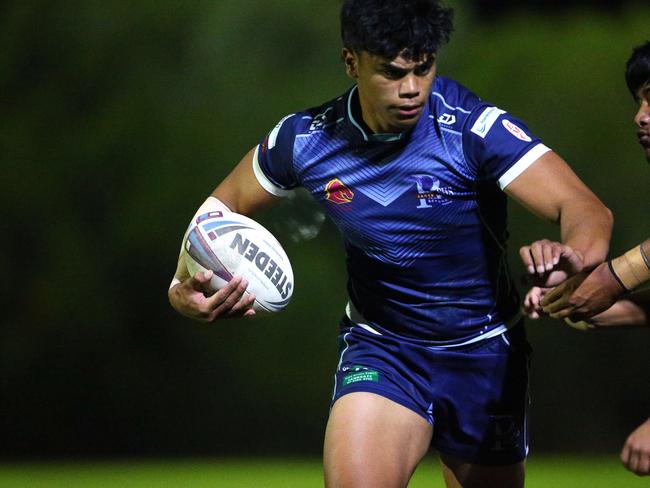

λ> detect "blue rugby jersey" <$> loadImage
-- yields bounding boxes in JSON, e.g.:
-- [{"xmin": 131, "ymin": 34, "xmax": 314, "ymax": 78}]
[{"xmin": 253, "ymin": 76, "xmax": 550, "ymax": 344}]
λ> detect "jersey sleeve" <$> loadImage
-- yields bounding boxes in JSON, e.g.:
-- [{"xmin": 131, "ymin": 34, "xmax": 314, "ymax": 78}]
[
  {"xmin": 462, "ymin": 105, "xmax": 551, "ymax": 189},
  {"xmin": 253, "ymin": 113, "xmax": 302, "ymax": 197}
]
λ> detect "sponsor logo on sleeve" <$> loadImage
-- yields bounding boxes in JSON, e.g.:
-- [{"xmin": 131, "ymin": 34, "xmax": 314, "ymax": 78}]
[
  {"xmin": 502, "ymin": 119, "xmax": 532, "ymax": 142},
  {"xmin": 260, "ymin": 136, "xmax": 269, "ymax": 155},
  {"xmin": 471, "ymin": 106, "xmax": 505, "ymax": 138},
  {"xmin": 325, "ymin": 178, "xmax": 354, "ymax": 204}
]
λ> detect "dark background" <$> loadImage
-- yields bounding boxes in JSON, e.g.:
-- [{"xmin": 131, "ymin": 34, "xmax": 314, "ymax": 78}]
[{"xmin": 2, "ymin": 0, "xmax": 649, "ymax": 459}]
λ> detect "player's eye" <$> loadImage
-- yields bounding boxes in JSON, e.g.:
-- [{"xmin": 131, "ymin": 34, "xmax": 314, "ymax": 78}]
[
  {"xmin": 414, "ymin": 59, "xmax": 435, "ymax": 76},
  {"xmin": 382, "ymin": 68, "xmax": 404, "ymax": 79}
]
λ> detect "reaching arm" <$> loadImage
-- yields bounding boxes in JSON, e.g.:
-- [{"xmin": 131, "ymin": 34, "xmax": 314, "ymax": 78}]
[
  {"xmin": 574, "ymin": 288, "xmax": 650, "ymax": 328},
  {"xmin": 505, "ymin": 150, "xmax": 613, "ymax": 285},
  {"xmin": 168, "ymin": 147, "xmax": 282, "ymax": 322},
  {"xmin": 540, "ymin": 238, "xmax": 650, "ymax": 320},
  {"xmin": 523, "ymin": 286, "xmax": 650, "ymax": 330}
]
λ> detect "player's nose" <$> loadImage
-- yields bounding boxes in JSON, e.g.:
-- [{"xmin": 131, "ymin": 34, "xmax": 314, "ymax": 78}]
[
  {"xmin": 635, "ymin": 102, "xmax": 650, "ymax": 128},
  {"xmin": 399, "ymin": 74, "xmax": 419, "ymax": 98}
]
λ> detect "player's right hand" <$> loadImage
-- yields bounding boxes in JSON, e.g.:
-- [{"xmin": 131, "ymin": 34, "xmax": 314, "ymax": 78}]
[{"xmin": 168, "ymin": 270, "xmax": 256, "ymax": 322}]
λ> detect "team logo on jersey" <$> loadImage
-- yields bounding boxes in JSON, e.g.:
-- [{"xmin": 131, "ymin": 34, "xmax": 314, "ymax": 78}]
[
  {"xmin": 502, "ymin": 119, "xmax": 532, "ymax": 142},
  {"xmin": 325, "ymin": 178, "xmax": 354, "ymax": 204},
  {"xmin": 413, "ymin": 174, "xmax": 447, "ymax": 208},
  {"xmin": 437, "ymin": 113, "xmax": 456, "ymax": 125}
]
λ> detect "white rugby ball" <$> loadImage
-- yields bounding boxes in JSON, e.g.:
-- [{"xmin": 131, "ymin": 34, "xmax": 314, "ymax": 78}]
[{"xmin": 183, "ymin": 210, "xmax": 294, "ymax": 313}]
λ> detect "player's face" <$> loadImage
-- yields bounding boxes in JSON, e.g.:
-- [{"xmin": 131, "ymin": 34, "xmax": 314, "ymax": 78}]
[
  {"xmin": 343, "ymin": 49, "xmax": 436, "ymax": 134},
  {"xmin": 634, "ymin": 82, "xmax": 650, "ymax": 163}
]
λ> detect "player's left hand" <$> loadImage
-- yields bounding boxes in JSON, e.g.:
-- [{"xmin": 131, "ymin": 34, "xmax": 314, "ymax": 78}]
[
  {"xmin": 621, "ymin": 417, "xmax": 650, "ymax": 476},
  {"xmin": 519, "ymin": 239, "xmax": 584, "ymax": 287},
  {"xmin": 540, "ymin": 261, "xmax": 625, "ymax": 320}
]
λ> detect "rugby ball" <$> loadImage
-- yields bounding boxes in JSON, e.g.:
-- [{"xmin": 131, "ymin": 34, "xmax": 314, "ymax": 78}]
[{"xmin": 183, "ymin": 210, "xmax": 294, "ymax": 313}]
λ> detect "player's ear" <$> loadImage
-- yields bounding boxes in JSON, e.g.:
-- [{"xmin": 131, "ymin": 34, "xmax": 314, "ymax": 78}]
[{"xmin": 342, "ymin": 48, "xmax": 358, "ymax": 80}]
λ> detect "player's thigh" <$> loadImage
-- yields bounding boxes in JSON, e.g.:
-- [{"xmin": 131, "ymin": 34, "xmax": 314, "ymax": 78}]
[
  {"xmin": 440, "ymin": 453, "xmax": 525, "ymax": 488},
  {"xmin": 324, "ymin": 391, "xmax": 433, "ymax": 488}
]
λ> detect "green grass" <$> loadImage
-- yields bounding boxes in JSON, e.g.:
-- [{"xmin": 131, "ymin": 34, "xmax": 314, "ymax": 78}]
[{"xmin": 0, "ymin": 456, "xmax": 646, "ymax": 487}]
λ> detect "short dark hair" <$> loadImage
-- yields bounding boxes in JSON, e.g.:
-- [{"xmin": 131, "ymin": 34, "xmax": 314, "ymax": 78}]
[
  {"xmin": 625, "ymin": 40, "xmax": 650, "ymax": 99},
  {"xmin": 340, "ymin": 0, "xmax": 454, "ymax": 61}
]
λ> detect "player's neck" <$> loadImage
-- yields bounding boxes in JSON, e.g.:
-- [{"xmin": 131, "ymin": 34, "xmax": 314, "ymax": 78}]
[{"xmin": 352, "ymin": 89, "xmax": 400, "ymax": 136}]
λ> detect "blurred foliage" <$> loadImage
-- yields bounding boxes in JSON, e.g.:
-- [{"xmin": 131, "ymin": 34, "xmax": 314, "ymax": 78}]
[{"xmin": 1, "ymin": 0, "xmax": 650, "ymax": 457}]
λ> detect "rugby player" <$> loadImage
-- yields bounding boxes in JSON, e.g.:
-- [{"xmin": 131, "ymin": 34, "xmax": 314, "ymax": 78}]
[
  {"xmin": 524, "ymin": 40, "xmax": 650, "ymax": 477},
  {"xmin": 169, "ymin": 1, "xmax": 613, "ymax": 486}
]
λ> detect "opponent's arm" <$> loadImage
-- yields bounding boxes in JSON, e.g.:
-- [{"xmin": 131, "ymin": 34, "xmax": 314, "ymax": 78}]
[
  {"xmin": 168, "ymin": 147, "xmax": 281, "ymax": 322},
  {"xmin": 558, "ymin": 288, "xmax": 650, "ymax": 331},
  {"xmin": 505, "ymin": 151, "xmax": 613, "ymax": 286},
  {"xmin": 541, "ymin": 238, "xmax": 650, "ymax": 320}
]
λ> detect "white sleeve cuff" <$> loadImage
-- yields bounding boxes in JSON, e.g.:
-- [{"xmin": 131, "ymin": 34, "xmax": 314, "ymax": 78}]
[
  {"xmin": 498, "ymin": 144, "xmax": 551, "ymax": 190},
  {"xmin": 252, "ymin": 146, "xmax": 291, "ymax": 197}
]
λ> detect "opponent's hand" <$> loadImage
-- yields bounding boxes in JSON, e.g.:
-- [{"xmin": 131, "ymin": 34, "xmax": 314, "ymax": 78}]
[
  {"xmin": 621, "ymin": 417, "xmax": 650, "ymax": 476},
  {"xmin": 519, "ymin": 240, "xmax": 584, "ymax": 287},
  {"xmin": 540, "ymin": 262, "xmax": 625, "ymax": 320},
  {"xmin": 168, "ymin": 270, "xmax": 256, "ymax": 322},
  {"xmin": 522, "ymin": 286, "xmax": 548, "ymax": 319}
]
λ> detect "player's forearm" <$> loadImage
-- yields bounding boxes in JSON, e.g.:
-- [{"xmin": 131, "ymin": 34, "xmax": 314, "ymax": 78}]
[
  {"xmin": 559, "ymin": 200, "xmax": 613, "ymax": 268},
  {"xmin": 589, "ymin": 289, "xmax": 650, "ymax": 327}
]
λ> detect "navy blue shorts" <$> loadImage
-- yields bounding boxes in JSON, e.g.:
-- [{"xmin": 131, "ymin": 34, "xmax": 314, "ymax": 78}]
[{"xmin": 331, "ymin": 317, "xmax": 532, "ymax": 465}]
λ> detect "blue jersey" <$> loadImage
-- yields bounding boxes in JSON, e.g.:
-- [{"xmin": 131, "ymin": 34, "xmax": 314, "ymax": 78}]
[{"xmin": 254, "ymin": 76, "xmax": 550, "ymax": 344}]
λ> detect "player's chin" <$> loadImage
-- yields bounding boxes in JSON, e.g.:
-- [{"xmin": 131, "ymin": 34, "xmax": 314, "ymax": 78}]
[{"xmin": 391, "ymin": 116, "xmax": 420, "ymax": 131}]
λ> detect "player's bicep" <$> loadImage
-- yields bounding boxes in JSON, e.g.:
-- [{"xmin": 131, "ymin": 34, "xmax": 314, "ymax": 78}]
[
  {"xmin": 212, "ymin": 147, "xmax": 281, "ymax": 216},
  {"xmin": 503, "ymin": 151, "xmax": 598, "ymax": 222}
]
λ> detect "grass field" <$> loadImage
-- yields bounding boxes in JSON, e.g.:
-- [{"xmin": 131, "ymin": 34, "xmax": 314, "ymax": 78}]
[{"xmin": 0, "ymin": 456, "xmax": 645, "ymax": 487}]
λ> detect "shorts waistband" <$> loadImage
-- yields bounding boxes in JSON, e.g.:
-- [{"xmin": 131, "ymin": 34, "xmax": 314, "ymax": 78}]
[{"xmin": 345, "ymin": 301, "xmax": 523, "ymax": 349}]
